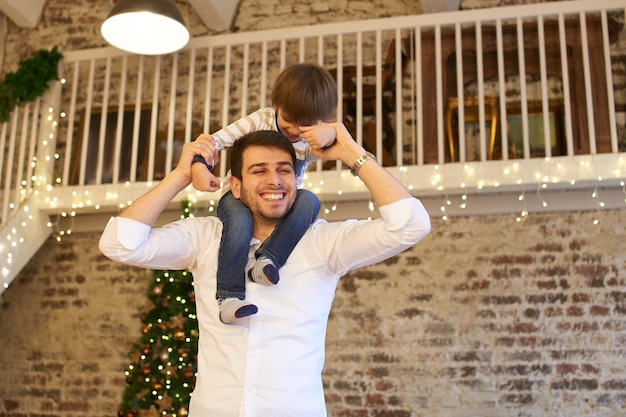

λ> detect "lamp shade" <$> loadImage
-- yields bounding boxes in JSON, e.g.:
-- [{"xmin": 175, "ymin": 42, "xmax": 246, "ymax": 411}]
[{"xmin": 101, "ymin": 0, "xmax": 190, "ymax": 55}]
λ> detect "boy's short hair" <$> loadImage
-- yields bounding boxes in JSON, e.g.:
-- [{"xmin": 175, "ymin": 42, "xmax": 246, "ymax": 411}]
[
  {"xmin": 271, "ymin": 63, "xmax": 338, "ymax": 124},
  {"xmin": 230, "ymin": 130, "xmax": 297, "ymax": 180}
]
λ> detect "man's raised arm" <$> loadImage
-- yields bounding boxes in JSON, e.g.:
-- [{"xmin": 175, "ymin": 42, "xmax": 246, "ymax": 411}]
[
  {"xmin": 308, "ymin": 123, "xmax": 412, "ymax": 207},
  {"xmin": 118, "ymin": 137, "xmax": 219, "ymax": 226}
]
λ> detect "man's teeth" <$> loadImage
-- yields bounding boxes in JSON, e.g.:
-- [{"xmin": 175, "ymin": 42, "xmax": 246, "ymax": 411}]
[{"xmin": 263, "ymin": 193, "xmax": 283, "ymax": 200}]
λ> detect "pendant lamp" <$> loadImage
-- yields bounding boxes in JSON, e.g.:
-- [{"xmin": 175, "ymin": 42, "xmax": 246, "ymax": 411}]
[{"xmin": 101, "ymin": 0, "xmax": 190, "ymax": 55}]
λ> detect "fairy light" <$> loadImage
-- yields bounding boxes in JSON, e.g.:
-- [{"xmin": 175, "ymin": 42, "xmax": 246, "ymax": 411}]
[{"xmin": 3, "ymin": 73, "xmax": 626, "ymax": 294}]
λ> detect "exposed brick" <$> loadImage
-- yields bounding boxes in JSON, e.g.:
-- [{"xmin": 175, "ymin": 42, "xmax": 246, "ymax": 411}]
[
  {"xmin": 549, "ymin": 350, "xmax": 587, "ymax": 360},
  {"xmin": 590, "ymin": 305, "xmax": 610, "ymax": 316},
  {"xmin": 517, "ymin": 336, "xmax": 538, "ymax": 347},
  {"xmin": 407, "ymin": 294, "xmax": 433, "ymax": 302},
  {"xmin": 507, "ymin": 322, "xmax": 539, "ymax": 334},
  {"xmin": 531, "ymin": 242, "xmax": 563, "ymax": 252},
  {"xmin": 566, "ymin": 306, "xmax": 585, "ymax": 316},
  {"xmin": 395, "ymin": 307, "xmax": 424, "ymax": 318},
  {"xmin": 500, "ymin": 379, "xmax": 542, "ymax": 391},
  {"xmin": 365, "ymin": 393, "xmax": 386, "ymax": 406},
  {"xmin": 372, "ymin": 410, "xmax": 412, "ymax": 417},
  {"xmin": 556, "ymin": 363, "xmax": 578, "ymax": 375},
  {"xmin": 491, "ymin": 254, "xmax": 534, "ymax": 265},
  {"xmin": 369, "ymin": 367, "xmax": 389, "ymax": 378},
  {"xmin": 500, "ymin": 393, "xmax": 534, "ymax": 404},
  {"xmin": 572, "ymin": 292, "xmax": 591, "ymax": 303},
  {"xmin": 526, "ymin": 293, "xmax": 568, "ymax": 304},
  {"xmin": 496, "ymin": 337, "xmax": 515, "ymax": 347},
  {"xmin": 551, "ymin": 379, "xmax": 599, "ymax": 390},
  {"xmin": 602, "ymin": 380, "xmax": 626, "ymax": 390},
  {"xmin": 452, "ymin": 351, "xmax": 489, "ymax": 362},
  {"xmin": 504, "ymin": 351, "xmax": 542, "ymax": 362},
  {"xmin": 523, "ymin": 308, "xmax": 540, "ymax": 319},
  {"xmin": 537, "ymin": 279, "xmax": 557, "ymax": 289},
  {"xmin": 374, "ymin": 380, "xmax": 395, "ymax": 391},
  {"xmin": 334, "ymin": 410, "xmax": 368, "ymax": 417},
  {"xmin": 581, "ymin": 364, "xmax": 600, "ymax": 374},
  {"xmin": 2, "ymin": 400, "xmax": 19, "ymax": 411},
  {"xmin": 572, "ymin": 321, "xmax": 599, "ymax": 332},
  {"xmin": 477, "ymin": 309, "xmax": 496, "ymax": 319},
  {"xmin": 481, "ymin": 295, "xmax": 522, "ymax": 305},
  {"xmin": 459, "ymin": 366, "xmax": 477, "ymax": 377},
  {"xmin": 345, "ymin": 396, "xmax": 362, "ymax": 406},
  {"xmin": 545, "ymin": 305, "xmax": 563, "ymax": 316},
  {"xmin": 370, "ymin": 353, "xmax": 398, "ymax": 363},
  {"xmin": 491, "ymin": 267, "xmax": 523, "ymax": 279}
]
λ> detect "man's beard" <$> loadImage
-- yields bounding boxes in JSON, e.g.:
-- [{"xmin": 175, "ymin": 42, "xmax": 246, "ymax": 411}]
[{"xmin": 239, "ymin": 185, "xmax": 295, "ymax": 222}]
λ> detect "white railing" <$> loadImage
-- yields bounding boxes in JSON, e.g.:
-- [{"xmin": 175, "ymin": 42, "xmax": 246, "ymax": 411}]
[{"xmin": 1, "ymin": 0, "xmax": 625, "ymax": 293}]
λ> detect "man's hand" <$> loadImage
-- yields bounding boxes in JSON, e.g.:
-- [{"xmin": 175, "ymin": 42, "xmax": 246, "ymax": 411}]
[{"xmin": 188, "ymin": 134, "xmax": 221, "ymax": 192}]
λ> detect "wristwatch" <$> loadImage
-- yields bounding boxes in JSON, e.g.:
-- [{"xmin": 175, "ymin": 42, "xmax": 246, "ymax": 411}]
[{"xmin": 350, "ymin": 152, "xmax": 376, "ymax": 176}]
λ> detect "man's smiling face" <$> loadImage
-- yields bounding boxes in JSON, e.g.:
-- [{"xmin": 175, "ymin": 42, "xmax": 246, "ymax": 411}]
[{"xmin": 230, "ymin": 145, "xmax": 297, "ymax": 225}]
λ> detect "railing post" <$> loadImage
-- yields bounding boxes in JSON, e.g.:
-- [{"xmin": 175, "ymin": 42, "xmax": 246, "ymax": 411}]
[{"xmin": 33, "ymin": 81, "xmax": 62, "ymax": 189}]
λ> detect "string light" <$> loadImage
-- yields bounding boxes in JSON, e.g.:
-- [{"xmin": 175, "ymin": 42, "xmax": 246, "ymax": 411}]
[{"xmin": 3, "ymin": 77, "xmax": 626, "ymax": 293}]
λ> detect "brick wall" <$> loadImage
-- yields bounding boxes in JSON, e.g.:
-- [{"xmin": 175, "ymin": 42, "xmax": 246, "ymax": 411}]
[
  {"xmin": 1, "ymin": 209, "xmax": 625, "ymax": 416},
  {"xmin": 1, "ymin": 0, "xmax": 626, "ymax": 416}
]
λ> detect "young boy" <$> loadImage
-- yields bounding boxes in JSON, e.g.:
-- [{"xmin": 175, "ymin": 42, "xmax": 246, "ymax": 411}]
[{"xmin": 192, "ymin": 63, "xmax": 338, "ymax": 323}]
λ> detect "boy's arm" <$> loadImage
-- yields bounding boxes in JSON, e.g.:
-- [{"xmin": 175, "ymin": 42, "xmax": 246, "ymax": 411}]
[{"xmin": 191, "ymin": 108, "xmax": 275, "ymax": 191}]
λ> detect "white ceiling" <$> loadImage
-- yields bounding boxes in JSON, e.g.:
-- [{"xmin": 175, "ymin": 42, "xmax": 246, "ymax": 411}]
[
  {"xmin": 0, "ymin": 0, "xmax": 238, "ymax": 30},
  {"xmin": 0, "ymin": 0, "xmax": 45, "ymax": 27}
]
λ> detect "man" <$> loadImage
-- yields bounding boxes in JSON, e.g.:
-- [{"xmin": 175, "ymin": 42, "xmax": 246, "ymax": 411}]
[{"xmin": 99, "ymin": 123, "xmax": 431, "ymax": 416}]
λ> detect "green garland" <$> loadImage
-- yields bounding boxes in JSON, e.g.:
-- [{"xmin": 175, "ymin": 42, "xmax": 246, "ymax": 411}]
[{"xmin": 0, "ymin": 46, "xmax": 63, "ymax": 123}]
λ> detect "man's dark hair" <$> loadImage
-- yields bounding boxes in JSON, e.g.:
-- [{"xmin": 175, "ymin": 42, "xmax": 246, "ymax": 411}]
[
  {"xmin": 229, "ymin": 130, "xmax": 297, "ymax": 180},
  {"xmin": 271, "ymin": 63, "xmax": 338, "ymax": 124}
]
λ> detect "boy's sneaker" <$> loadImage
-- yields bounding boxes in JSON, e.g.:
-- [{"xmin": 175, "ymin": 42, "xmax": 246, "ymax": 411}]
[
  {"xmin": 247, "ymin": 257, "xmax": 279, "ymax": 286},
  {"xmin": 218, "ymin": 298, "xmax": 258, "ymax": 324}
]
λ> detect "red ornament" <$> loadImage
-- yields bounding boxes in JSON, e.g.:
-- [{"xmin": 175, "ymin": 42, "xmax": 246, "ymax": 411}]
[{"xmin": 183, "ymin": 367, "xmax": 194, "ymax": 380}]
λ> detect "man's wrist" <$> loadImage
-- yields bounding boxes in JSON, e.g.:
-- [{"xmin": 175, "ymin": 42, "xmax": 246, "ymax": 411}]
[{"xmin": 350, "ymin": 152, "xmax": 376, "ymax": 176}]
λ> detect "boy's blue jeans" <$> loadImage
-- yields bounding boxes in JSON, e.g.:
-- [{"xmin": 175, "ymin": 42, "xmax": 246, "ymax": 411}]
[{"xmin": 215, "ymin": 189, "xmax": 320, "ymax": 300}]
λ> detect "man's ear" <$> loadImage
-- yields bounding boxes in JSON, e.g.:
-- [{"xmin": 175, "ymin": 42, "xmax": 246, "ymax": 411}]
[{"xmin": 230, "ymin": 176, "xmax": 241, "ymax": 199}]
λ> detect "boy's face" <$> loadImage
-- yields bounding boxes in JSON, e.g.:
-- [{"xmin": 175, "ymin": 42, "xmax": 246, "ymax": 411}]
[{"xmin": 276, "ymin": 109, "xmax": 316, "ymax": 143}]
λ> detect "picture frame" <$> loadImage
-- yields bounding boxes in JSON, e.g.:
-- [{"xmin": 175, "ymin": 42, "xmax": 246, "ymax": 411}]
[{"xmin": 505, "ymin": 99, "xmax": 565, "ymax": 159}]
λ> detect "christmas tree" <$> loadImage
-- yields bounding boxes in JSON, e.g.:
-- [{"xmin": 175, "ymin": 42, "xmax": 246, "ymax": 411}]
[{"xmin": 118, "ymin": 201, "xmax": 198, "ymax": 417}]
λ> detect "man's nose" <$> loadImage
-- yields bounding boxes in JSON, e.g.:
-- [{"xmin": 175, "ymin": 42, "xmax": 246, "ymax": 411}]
[{"xmin": 265, "ymin": 170, "xmax": 283, "ymax": 185}]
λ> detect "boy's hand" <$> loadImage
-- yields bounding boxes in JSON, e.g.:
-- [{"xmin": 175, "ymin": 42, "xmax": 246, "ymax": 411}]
[
  {"xmin": 309, "ymin": 122, "xmax": 366, "ymax": 166},
  {"xmin": 191, "ymin": 163, "xmax": 221, "ymax": 192},
  {"xmin": 299, "ymin": 123, "xmax": 336, "ymax": 150}
]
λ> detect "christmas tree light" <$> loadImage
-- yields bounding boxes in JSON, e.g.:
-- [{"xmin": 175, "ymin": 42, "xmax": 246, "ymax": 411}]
[{"xmin": 118, "ymin": 200, "xmax": 198, "ymax": 417}]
